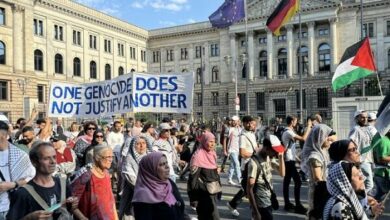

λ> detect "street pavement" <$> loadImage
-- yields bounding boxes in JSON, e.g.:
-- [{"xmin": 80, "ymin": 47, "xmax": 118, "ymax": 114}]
[{"xmin": 176, "ymin": 171, "xmax": 390, "ymax": 220}]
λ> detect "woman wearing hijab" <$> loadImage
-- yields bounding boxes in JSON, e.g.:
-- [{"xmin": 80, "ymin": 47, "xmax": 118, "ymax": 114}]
[
  {"xmin": 188, "ymin": 131, "xmax": 221, "ymax": 220},
  {"xmin": 132, "ymin": 152, "xmax": 185, "ymax": 220},
  {"xmin": 323, "ymin": 162, "xmax": 381, "ymax": 220},
  {"xmin": 119, "ymin": 137, "xmax": 149, "ymax": 219},
  {"xmin": 301, "ymin": 124, "xmax": 336, "ymax": 219}
]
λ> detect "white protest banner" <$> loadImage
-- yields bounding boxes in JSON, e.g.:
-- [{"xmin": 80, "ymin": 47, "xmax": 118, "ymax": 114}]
[
  {"xmin": 48, "ymin": 72, "xmax": 194, "ymax": 118},
  {"xmin": 132, "ymin": 72, "xmax": 193, "ymax": 113}
]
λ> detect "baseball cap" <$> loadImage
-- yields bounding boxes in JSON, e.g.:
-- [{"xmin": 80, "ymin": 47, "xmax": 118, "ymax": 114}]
[
  {"xmin": 269, "ymin": 135, "xmax": 285, "ymax": 153},
  {"xmin": 368, "ymin": 112, "xmax": 377, "ymax": 121},
  {"xmin": 159, "ymin": 123, "xmax": 172, "ymax": 130},
  {"xmin": 50, "ymin": 133, "xmax": 67, "ymax": 142},
  {"xmin": 232, "ymin": 116, "xmax": 239, "ymax": 121},
  {"xmin": 354, "ymin": 109, "xmax": 366, "ymax": 118}
]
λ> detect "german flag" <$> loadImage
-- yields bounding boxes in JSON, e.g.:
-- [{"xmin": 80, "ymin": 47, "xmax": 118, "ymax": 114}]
[{"xmin": 266, "ymin": 0, "xmax": 300, "ymax": 36}]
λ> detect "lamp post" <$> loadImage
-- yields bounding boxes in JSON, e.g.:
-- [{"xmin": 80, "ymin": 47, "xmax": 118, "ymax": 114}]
[
  {"xmin": 224, "ymin": 55, "xmax": 239, "ymax": 117},
  {"xmin": 239, "ymin": 53, "xmax": 249, "ymax": 115},
  {"xmin": 16, "ymin": 77, "xmax": 30, "ymax": 118}
]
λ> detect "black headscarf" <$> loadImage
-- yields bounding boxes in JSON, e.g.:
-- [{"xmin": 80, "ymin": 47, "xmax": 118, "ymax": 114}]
[{"xmin": 328, "ymin": 139, "xmax": 351, "ymax": 162}]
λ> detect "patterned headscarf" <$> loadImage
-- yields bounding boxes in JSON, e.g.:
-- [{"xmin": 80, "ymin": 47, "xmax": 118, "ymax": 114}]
[
  {"xmin": 129, "ymin": 137, "xmax": 147, "ymax": 163},
  {"xmin": 323, "ymin": 162, "xmax": 368, "ymax": 220}
]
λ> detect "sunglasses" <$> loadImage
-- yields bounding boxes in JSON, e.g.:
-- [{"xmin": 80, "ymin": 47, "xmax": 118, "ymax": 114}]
[
  {"xmin": 87, "ymin": 127, "xmax": 96, "ymax": 131},
  {"xmin": 95, "ymin": 135, "xmax": 104, "ymax": 138},
  {"xmin": 348, "ymin": 147, "xmax": 358, "ymax": 153}
]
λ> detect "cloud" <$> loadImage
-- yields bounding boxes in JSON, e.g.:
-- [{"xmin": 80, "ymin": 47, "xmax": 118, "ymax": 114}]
[
  {"xmin": 159, "ymin": 20, "xmax": 176, "ymax": 27},
  {"xmin": 131, "ymin": 2, "xmax": 144, "ymax": 8},
  {"xmin": 99, "ymin": 8, "xmax": 119, "ymax": 15},
  {"xmin": 170, "ymin": 0, "xmax": 187, "ymax": 3},
  {"xmin": 149, "ymin": 0, "xmax": 189, "ymax": 12},
  {"xmin": 187, "ymin": 18, "xmax": 196, "ymax": 23}
]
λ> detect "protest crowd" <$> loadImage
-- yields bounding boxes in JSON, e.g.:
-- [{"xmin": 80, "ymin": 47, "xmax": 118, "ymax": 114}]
[{"xmin": 0, "ymin": 107, "xmax": 389, "ymax": 220}]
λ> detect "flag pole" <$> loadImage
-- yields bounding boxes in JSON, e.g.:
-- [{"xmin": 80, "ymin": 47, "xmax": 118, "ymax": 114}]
[
  {"xmin": 201, "ymin": 46, "xmax": 205, "ymax": 123},
  {"xmin": 244, "ymin": 0, "xmax": 249, "ymax": 115},
  {"xmin": 360, "ymin": 0, "xmax": 365, "ymax": 97},
  {"xmin": 376, "ymin": 72, "xmax": 383, "ymax": 96},
  {"xmin": 298, "ymin": 1, "xmax": 303, "ymax": 124}
]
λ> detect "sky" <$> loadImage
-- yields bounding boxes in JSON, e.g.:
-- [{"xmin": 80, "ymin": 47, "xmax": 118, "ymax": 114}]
[{"xmin": 74, "ymin": 0, "xmax": 225, "ymax": 30}]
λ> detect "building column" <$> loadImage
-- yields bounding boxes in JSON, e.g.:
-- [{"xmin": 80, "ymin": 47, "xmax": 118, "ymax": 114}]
[
  {"xmin": 376, "ymin": 17, "xmax": 385, "ymax": 71},
  {"xmin": 159, "ymin": 47, "xmax": 165, "ymax": 73},
  {"xmin": 189, "ymin": 44, "xmax": 194, "ymax": 73},
  {"xmin": 248, "ymin": 30, "xmax": 254, "ymax": 81},
  {"xmin": 174, "ymin": 45, "xmax": 179, "ymax": 72},
  {"xmin": 286, "ymin": 24, "xmax": 294, "ymax": 78},
  {"xmin": 230, "ymin": 33, "xmax": 237, "ymax": 82},
  {"xmin": 12, "ymin": 4, "xmax": 25, "ymax": 73},
  {"xmin": 203, "ymin": 42, "xmax": 210, "ymax": 85},
  {"xmin": 266, "ymin": 29, "xmax": 273, "ymax": 79},
  {"xmin": 329, "ymin": 18, "xmax": 338, "ymax": 73},
  {"xmin": 307, "ymin": 21, "xmax": 315, "ymax": 77}
]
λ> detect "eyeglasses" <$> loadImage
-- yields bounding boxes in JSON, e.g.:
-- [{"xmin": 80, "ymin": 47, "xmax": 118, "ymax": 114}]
[
  {"xmin": 348, "ymin": 147, "xmax": 358, "ymax": 153},
  {"xmin": 95, "ymin": 135, "xmax": 104, "ymax": 138},
  {"xmin": 87, "ymin": 127, "xmax": 96, "ymax": 131},
  {"xmin": 102, "ymin": 156, "xmax": 114, "ymax": 160}
]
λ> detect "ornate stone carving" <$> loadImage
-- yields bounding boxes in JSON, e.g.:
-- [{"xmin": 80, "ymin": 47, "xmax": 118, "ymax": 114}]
[{"xmin": 12, "ymin": 4, "xmax": 25, "ymax": 13}]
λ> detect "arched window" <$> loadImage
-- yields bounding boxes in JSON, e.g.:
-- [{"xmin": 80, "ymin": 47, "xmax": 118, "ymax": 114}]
[
  {"xmin": 278, "ymin": 48, "xmax": 287, "ymax": 76},
  {"xmin": 34, "ymin": 49, "xmax": 43, "ymax": 71},
  {"xmin": 259, "ymin": 50, "xmax": 267, "ymax": 77},
  {"xmin": 54, "ymin": 54, "xmax": 63, "ymax": 74},
  {"xmin": 297, "ymin": 46, "xmax": 308, "ymax": 74},
  {"xmin": 73, "ymin": 57, "xmax": 81, "ymax": 76},
  {"xmin": 130, "ymin": 68, "xmax": 135, "ymax": 73},
  {"xmin": 212, "ymin": 66, "xmax": 219, "ymax": 82},
  {"xmin": 118, "ymin": 66, "xmax": 124, "ymax": 76},
  {"xmin": 0, "ymin": 41, "xmax": 5, "ymax": 64},
  {"xmin": 388, "ymin": 49, "xmax": 390, "ymax": 68},
  {"xmin": 105, "ymin": 64, "xmax": 111, "ymax": 80},
  {"xmin": 196, "ymin": 68, "xmax": 201, "ymax": 84},
  {"xmin": 90, "ymin": 61, "xmax": 97, "ymax": 79},
  {"xmin": 318, "ymin": 43, "xmax": 331, "ymax": 72}
]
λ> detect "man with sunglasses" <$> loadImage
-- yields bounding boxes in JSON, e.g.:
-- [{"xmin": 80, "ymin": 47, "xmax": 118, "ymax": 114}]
[{"xmin": 349, "ymin": 110, "xmax": 376, "ymax": 194}]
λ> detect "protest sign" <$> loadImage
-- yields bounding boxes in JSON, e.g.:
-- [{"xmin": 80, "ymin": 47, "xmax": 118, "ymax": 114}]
[{"xmin": 48, "ymin": 72, "xmax": 194, "ymax": 118}]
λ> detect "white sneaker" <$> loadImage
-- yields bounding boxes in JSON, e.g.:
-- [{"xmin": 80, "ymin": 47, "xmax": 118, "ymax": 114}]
[
  {"xmin": 227, "ymin": 179, "xmax": 238, "ymax": 186},
  {"xmin": 227, "ymin": 202, "xmax": 240, "ymax": 217}
]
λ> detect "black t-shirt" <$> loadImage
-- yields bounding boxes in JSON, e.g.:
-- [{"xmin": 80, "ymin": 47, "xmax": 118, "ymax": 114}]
[{"xmin": 7, "ymin": 177, "xmax": 71, "ymax": 220}]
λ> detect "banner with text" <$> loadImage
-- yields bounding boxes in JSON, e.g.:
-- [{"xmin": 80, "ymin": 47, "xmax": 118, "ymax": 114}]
[{"xmin": 48, "ymin": 72, "xmax": 194, "ymax": 118}]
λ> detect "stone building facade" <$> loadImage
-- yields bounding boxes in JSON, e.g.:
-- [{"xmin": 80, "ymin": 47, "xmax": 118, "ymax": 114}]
[{"xmin": 0, "ymin": 0, "xmax": 389, "ymax": 123}]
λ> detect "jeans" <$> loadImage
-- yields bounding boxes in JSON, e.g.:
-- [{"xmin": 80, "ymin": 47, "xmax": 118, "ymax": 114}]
[
  {"xmin": 229, "ymin": 188, "xmax": 245, "ymax": 209},
  {"xmin": 360, "ymin": 162, "xmax": 374, "ymax": 194},
  {"xmin": 283, "ymin": 161, "xmax": 302, "ymax": 205},
  {"xmin": 228, "ymin": 152, "xmax": 241, "ymax": 182},
  {"xmin": 373, "ymin": 175, "xmax": 390, "ymax": 201}
]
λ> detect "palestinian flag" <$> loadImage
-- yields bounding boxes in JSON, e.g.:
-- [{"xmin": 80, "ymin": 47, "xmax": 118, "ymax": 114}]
[
  {"xmin": 266, "ymin": 0, "xmax": 299, "ymax": 36},
  {"xmin": 332, "ymin": 37, "xmax": 376, "ymax": 91}
]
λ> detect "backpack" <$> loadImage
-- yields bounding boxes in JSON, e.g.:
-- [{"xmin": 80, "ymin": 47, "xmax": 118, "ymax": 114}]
[
  {"xmin": 23, "ymin": 177, "xmax": 73, "ymax": 220},
  {"xmin": 241, "ymin": 155, "xmax": 262, "ymax": 194}
]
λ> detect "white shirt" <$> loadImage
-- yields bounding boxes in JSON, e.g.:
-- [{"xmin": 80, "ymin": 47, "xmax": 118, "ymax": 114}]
[
  {"xmin": 282, "ymin": 128, "xmax": 297, "ymax": 161},
  {"xmin": 106, "ymin": 131, "xmax": 125, "ymax": 153},
  {"xmin": 228, "ymin": 126, "xmax": 241, "ymax": 153},
  {"xmin": 0, "ymin": 149, "xmax": 10, "ymax": 212},
  {"xmin": 239, "ymin": 129, "xmax": 257, "ymax": 170}
]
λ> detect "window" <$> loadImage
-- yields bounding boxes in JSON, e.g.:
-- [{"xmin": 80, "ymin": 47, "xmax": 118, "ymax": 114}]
[
  {"xmin": 72, "ymin": 30, "xmax": 81, "ymax": 46},
  {"xmin": 259, "ymin": 37, "xmax": 267, "ymax": 44},
  {"xmin": 54, "ymin": 54, "xmax": 63, "ymax": 74},
  {"xmin": 211, "ymin": 66, "xmax": 219, "ymax": 82},
  {"xmin": 37, "ymin": 85, "xmax": 45, "ymax": 103},
  {"xmin": 196, "ymin": 93, "xmax": 202, "ymax": 106},
  {"xmin": 259, "ymin": 51, "xmax": 267, "ymax": 77},
  {"xmin": 118, "ymin": 66, "xmax": 124, "ymax": 76},
  {"xmin": 210, "ymin": 44, "xmax": 219, "ymax": 57},
  {"xmin": 318, "ymin": 28, "xmax": 329, "ymax": 36},
  {"xmin": 295, "ymin": 89, "xmax": 306, "ymax": 109},
  {"xmin": 73, "ymin": 57, "xmax": 81, "ymax": 77},
  {"xmin": 141, "ymin": 50, "xmax": 146, "ymax": 62},
  {"xmin": 34, "ymin": 49, "xmax": 43, "ymax": 71},
  {"xmin": 242, "ymin": 63, "xmax": 247, "ymax": 79},
  {"xmin": 118, "ymin": 43, "xmax": 124, "ymax": 56},
  {"xmin": 180, "ymin": 48, "xmax": 188, "ymax": 60},
  {"xmin": 54, "ymin": 25, "xmax": 63, "ymax": 41},
  {"xmin": 241, "ymin": 40, "xmax": 246, "ymax": 47},
  {"xmin": 104, "ymin": 39, "xmax": 111, "ymax": 53},
  {"xmin": 277, "ymin": 35, "xmax": 286, "ymax": 42},
  {"xmin": 225, "ymin": 92, "xmax": 229, "ymax": 105},
  {"xmin": 33, "ymin": 19, "xmax": 43, "ymax": 36},
  {"xmin": 363, "ymin": 22, "xmax": 374, "ymax": 38},
  {"xmin": 153, "ymin": 51, "xmax": 160, "ymax": 63},
  {"xmin": 90, "ymin": 61, "xmax": 97, "ymax": 79},
  {"xmin": 89, "ymin": 35, "xmax": 97, "ymax": 49},
  {"xmin": 387, "ymin": 21, "xmax": 390, "ymax": 36},
  {"xmin": 318, "ymin": 43, "xmax": 331, "ymax": 72},
  {"xmin": 196, "ymin": 68, "xmax": 201, "ymax": 84},
  {"xmin": 297, "ymin": 31, "xmax": 307, "ymax": 39},
  {"xmin": 105, "ymin": 64, "xmax": 111, "ymax": 80},
  {"xmin": 297, "ymin": 46, "xmax": 308, "ymax": 74},
  {"xmin": 166, "ymin": 49, "xmax": 174, "ymax": 62},
  {"xmin": 274, "ymin": 99, "xmax": 286, "ymax": 119},
  {"xmin": 0, "ymin": 8, "xmax": 4, "ymax": 25},
  {"xmin": 238, "ymin": 93, "xmax": 246, "ymax": 111},
  {"xmin": 0, "ymin": 41, "xmax": 5, "ymax": 64},
  {"xmin": 0, "ymin": 80, "xmax": 8, "ymax": 100},
  {"xmin": 195, "ymin": 46, "xmax": 202, "ymax": 58},
  {"xmin": 256, "ymin": 92, "xmax": 265, "ymax": 110},
  {"xmin": 317, "ymin": 88, "xmax": 328, "ymax": 108},
  {"xmin": 130, "ymin": 47, "xmax": 136, "ymax": 59},
  {"xmin": 212, "ymin": 92, "xmax": 219, "ymax": 106},
  {"xmin": 278, "ymin": 48, "xmax": 287, "ymax": 76}
]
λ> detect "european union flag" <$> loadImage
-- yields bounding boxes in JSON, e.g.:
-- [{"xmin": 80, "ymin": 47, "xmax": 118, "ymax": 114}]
[{"xmin": 209, "ymin": 0, "xmax": 245, "ymax": 28}]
